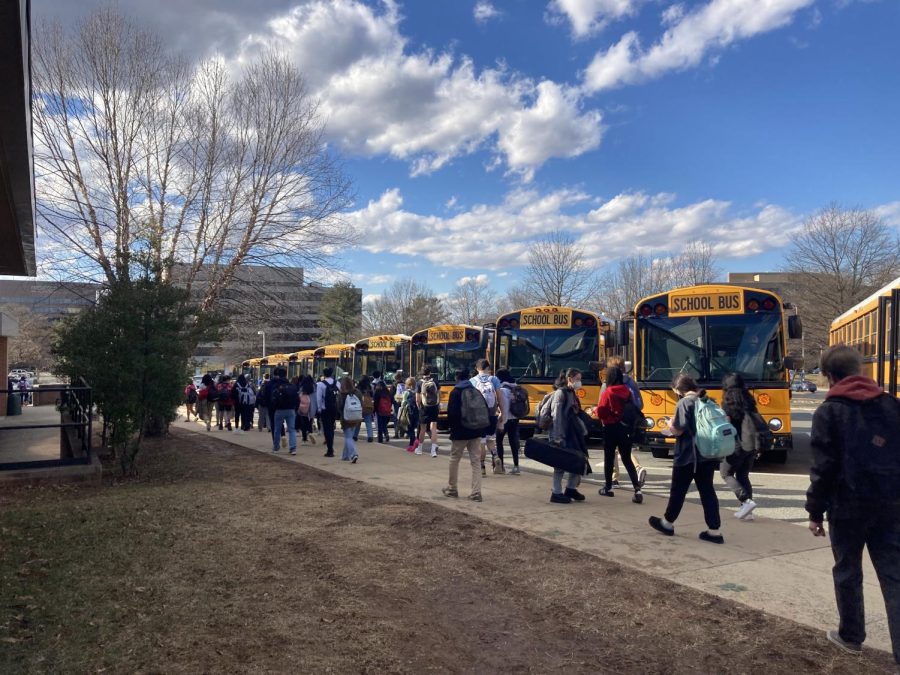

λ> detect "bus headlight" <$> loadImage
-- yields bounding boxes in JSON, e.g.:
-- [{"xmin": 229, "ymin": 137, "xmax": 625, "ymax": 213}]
[
  {"xmin": 644, "ymin": 417, "xmax": 654, "ymax": 429},
  {"xmin": 768, "ymin": 417, "xmax": 783, "ymax": 432}
]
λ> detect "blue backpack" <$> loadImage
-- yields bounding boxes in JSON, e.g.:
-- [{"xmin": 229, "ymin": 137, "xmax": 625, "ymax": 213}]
[{"xmin": 694, "ymin": 396, "xmax": 737, "ymax": 459}]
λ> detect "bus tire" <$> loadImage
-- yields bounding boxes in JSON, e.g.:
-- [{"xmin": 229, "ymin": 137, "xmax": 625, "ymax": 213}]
[
  {"xmin": 651, "ymin": 448, "xmax": 669, "ymax": 459},
  {"xmin": 763, "ymin": 449, "xmax": 788, "ymax": 464}
]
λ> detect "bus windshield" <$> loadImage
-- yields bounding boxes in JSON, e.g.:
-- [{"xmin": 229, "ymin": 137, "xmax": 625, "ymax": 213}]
[
  {"xmin": 417, "ymin": 342, "xmax": 481, "ymax": 383},
  {"xmin": 640, "ymin": 313, "xmax": 784, "ymax": 383},
  {"xmin": 499, "ymin": 327, "xmax": 599, "ymax": 382}
]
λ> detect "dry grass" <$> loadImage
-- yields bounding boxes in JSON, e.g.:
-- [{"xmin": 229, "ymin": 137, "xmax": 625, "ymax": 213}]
[{"xmin": 0, "ymin": 430, "xmax": 894, "ymax": 674}]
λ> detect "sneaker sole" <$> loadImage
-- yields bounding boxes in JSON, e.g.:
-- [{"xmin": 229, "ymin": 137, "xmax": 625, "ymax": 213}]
[{"xmin": 826, "ymin": 631, "xmax": 862, "ymax": 655}]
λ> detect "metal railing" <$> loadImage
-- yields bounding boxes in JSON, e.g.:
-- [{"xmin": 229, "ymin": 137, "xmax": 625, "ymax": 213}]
[{"xmin": 0, "ymin": 378, "xmax": 93, "ymax": 471}]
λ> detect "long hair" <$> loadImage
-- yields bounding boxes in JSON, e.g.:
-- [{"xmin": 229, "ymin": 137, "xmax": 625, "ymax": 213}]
[
  {"xmin": 606, "ymin": 365, "xmax": 624, "ymax": 387},
  {"xmin": 299, "ymin": 375, "xmax": 315, "ymax": 395},
  {"xmin": 721, "ymin": 372, "xmax": 756, "ymax": 422},
  {"xmin": 339, "ymin": 376, "xmax": 355, "ymax": 394}
]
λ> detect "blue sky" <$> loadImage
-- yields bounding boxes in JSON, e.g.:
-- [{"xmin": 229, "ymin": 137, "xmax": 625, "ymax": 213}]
[{"xmin": 34, "ymin": 0, "xmax": 900, "ymax": 302}]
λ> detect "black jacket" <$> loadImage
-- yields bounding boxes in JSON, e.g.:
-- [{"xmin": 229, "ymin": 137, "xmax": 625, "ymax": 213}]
[{"xmin": 805, "ymin": 376, "xmax": 900, "ymax": 523}]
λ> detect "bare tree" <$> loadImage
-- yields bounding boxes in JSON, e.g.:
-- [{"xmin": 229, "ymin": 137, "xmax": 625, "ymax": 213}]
[
  {"xmin": 447, "ymin": 278, "xmax": 499, "ymax": 325},
  {"xmin": 669, "ymin": 242, "xmax": 721, "ymax": 287},
  {"xmin": 597, "ymin": 254, "xmax": 674, "ymax": 317},
  {"xmin": 32, "ymin": 7, "xmax": 354, "ymax": 313},
  {"xmin": 521, "ymin": 230, "xmax": 595, "ymax": 308},
  {"xmin": 496, "ymin": 285, "xmax": 538, "ymax": 314},
  {"xmin": 0, "ymin": 305, "xmax": 55, "ymax": 371},
  {"xmin": 363, "ymin": 279, "xmax": 447, "ymax": 336},
  {"xmin": 784, "ymin": 203, "xmax": 900, "ymax": 352}
]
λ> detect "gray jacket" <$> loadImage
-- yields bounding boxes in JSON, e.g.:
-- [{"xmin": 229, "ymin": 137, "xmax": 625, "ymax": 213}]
[{"xmin": 549, "ymin": 387, "xmax": 576, "ymax": 444}]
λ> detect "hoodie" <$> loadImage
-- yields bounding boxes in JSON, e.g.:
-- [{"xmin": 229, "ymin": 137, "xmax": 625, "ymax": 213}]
[
  {"xmin": 806, "ymin": 375, "xmax": 900, "ymax": 522},
  {"xmin": 595, "ymin": 384, "xmax": 632, "ymax": 426}
]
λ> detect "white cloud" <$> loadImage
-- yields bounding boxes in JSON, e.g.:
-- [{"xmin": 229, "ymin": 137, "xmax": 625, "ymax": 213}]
[
  {"xmin": 237, "ymin": 0, "xmax": 603, "ymax": 179},
  {"xmin": 661, "ymin": 3, "xmax": 685, "ymax": 25},
  {"xmin": 474, "ymin": 1, "xmax": 502, "ymax": 23},
  {"xmin": 362, "ymin": 293, "xmax": 383, "ymax": 304},
  {"xmin": 874, "ymin": 201, "xmax": 900, "ymax": 228},
  {"xmin": 548, "ymin": 0, "xmax": 648, "ymax": 37},
  {"xmin": 345, "ymin": 185, "xmax": 808, "ymax": 271},
  {"xmin": 457, "ymin": 273, "xmax": 490, "ymax": 286},
  {"xmin": 583, "ymin": 0, "xmax": 815, "ymax": 92}
]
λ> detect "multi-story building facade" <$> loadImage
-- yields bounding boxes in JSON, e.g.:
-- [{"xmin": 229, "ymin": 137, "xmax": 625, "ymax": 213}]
[{"xmin": 0, "ymin": 280, "xmax": 101, "ymax": 321}]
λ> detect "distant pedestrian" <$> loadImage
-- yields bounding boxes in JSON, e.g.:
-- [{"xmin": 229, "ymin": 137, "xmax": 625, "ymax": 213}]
[
  {"xmin": 357, "ymin": 375, "xmax": 375, "ymax": 443},
  {"xmin": 269, "ymin": 367, "xmax": 299, "ymax": 455},
  {"xmin": 806, "ymin": 345, "xmax": 900, "ymax": 664},
  {"xmin": 338, "ymin": 376, "xmax": 363, "ymax": 463},
  {"xmin": 720, "ymin": 373, "xmax": 763, "ymax": 521},
  {"xmin": 401, "ymin": 376, "xmax": 419, "ymax": 451},
  {"xmin": 443, "ymin": 368, "xmax": 489, "ymax": 502},
  {"xmin": 373, "ymin": 378, "xmax": 393, "ymax": 443},
  {"xmin": 649, "ymin": 374, "xmax": 723, "ymax": 544},
  {"xmin": 470, "ymin": 358, "xmax": 501, "ymax": 474},
  {"xmin": 257, "ymin": 372, "xmax": 271, "ymax": 432},
  {"xmin": 233, "ymin": 374, "xmax": 256, "ymax": 432},
  {"xmin": 198, "ymin": 374, "xmax": 215, "ymax": 431},
  {"xmin": 604, "ymin": 356, "xmax": 647, "ymax": 488},
  {"xmin": 548, "ymin": 368, "xmax": 590, "ymax": 504},
  {"xmin": 184, "ymin": 380, "xmax": 198, "ymax": 422},
  {"xmin": 495, "ymin": 368, "xmax": 522, "ymax": 475},
  {"xmin": 392, "ymin": 370, "xmax": 406, "ymax": 438},
  {"xmin": 316, "ymin": 367, "xmax": 340, "ymax": 457},
  {"xmin": 17, "ymin": 375, "xmax": 28, "ymax": 405},
  {"xmin": 415, "ymin": 366, "xmax": 441, "ymax": 456},
  {"xmin": 215, "ymin": 375, "xmax": 235, "ymax": 431},
  {"xmin": 596, "ymin": 365, "xmax": 643, "ymax": 503},
  {"xmin": 296, "ymin": 374, "xmax": 318, "ymax": 445}
]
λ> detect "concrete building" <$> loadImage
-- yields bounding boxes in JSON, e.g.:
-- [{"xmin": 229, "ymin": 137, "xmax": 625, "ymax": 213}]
[
  {"xmin": 0, "ymin": 280, "xmax": 101, "ymax": 322},
  {"xmin": 174, "ymin": 264, "xmax": 361, "ymax": 369}
]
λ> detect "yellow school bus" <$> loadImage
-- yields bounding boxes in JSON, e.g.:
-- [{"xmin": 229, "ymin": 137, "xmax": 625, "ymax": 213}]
[
  {"xmin": 409, "ymin": 324, "xmax": 495, "ymax": 428},
  {"xmin": 241, "ymin": 358, "xmax": 263, "ymax": 383},
  {"xmin": 258, "ymin": 353, "xmax": 292, "ymax": 381},
  {"xmin": 829, "ymin": 276, "xmax": 900, "ymax": 397},
  {"xmin": 493, "ymin": 306, "xmax": 612, "ymax": 437},
  {"xmin": 313, "ymin": 344, "xmax": 354, "ymax": 380},
  {"xmin": 621, "ymin": 285, "xmax": 802, "ymax": 463},
  {"xmin": 354, "ymin": 335, "xmax": 410, "ymax": 384},
  {"xmin": 286, "ymin": 349, "xmax": 317, "ymax": 380}
]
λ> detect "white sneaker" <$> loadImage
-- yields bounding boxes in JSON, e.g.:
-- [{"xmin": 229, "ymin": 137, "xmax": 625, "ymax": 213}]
[
  {"xmin": 744, "ymin": 513, "xmax": 755, "ymax": 522},
  {"xmin": 735, "ymin": 500, "xmax": 757, "ymax": 520},
  {"xmin": 431, "ymin": 448, "xmax": 438, "ymax": 458},
  {"xmin": 414, "ymin": 448, "xmax": 423, "ymax": 455}
]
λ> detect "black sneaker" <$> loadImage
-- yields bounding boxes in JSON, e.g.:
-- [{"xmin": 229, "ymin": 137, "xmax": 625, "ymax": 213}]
[
  {"xmin": 632, "ymin": 492, "xmax": 644, "ymax": 504},
  {"xmin": 564, "ymin": 488, "xmax": 586, "ymax": 501},
  {"xmin": 550, "ymin": 492, "xmax": 572, "ymax": 504},
  {"xmin": 441, "ymin": 487, "xmax": 459, "ymax": 498},
  {"xmin": 612, "ymin": 480, "xmax": 620, "ymax": 487},
  {"xmin": 367, "ymin": 437, "xmax": 373, "ymax": 443},
  {"xmin": 826, "ymin": 630, "xmax": 862, "ymax": 656},
  {"xmin": 324, "ymin": 451, "xmax": 334, "ymax": 457},
  {"xmin": 699, "ymin": 531, "xmax": 725, "ymax": 545},
  {"xmin": 598, "ymin": 486, "xmax": 615, "ymax": 497},
  {"xmin": 649, "ymin": 516, "xmax": 675, "ymax": 536}
]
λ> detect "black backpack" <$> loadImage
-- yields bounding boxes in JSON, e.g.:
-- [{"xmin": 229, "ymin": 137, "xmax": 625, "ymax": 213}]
[
  {"xmin": 505, "ymin": 383, "xmax": 530, "ymax": 419},
  {"xmin": 271, "ymin": 381, "xmax": 299, "ymax": 410},
  {"xmin": 620, "ymin": 397, "xmax": 644, "ymax": 437},
  {"xmin": 323, "ymin": 381, "xmax": 340, "ymax": 417},
  {"xmin": 839, "ymin": 394, "xmax": 900, "ymax": 501},
  {"xmin": 207, "ymin": 384, "xmax": 220, "ymax": 402},
  {"xmin": 186, "ymin": 388, "xmax": 198, "ymax": 404}
]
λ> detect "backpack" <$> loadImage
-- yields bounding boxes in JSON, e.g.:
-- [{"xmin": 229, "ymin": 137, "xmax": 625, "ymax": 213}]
[
  {"xmin": 343, "ymin": 393, "xmax": 363, "ymax": 423},
  {"xmin": 186, "ymin": 387, "xmax": 198, "ymax": 404},
  {"xmin": 504, "ymin": 383, "xmax": 529, "ymax": 419},
  {"xmin": 839, "ymin": 395, "xmax": 900, "ymax": 501},
  {"xmin": 323, "ymin": 381, "xmax": 340, "ymax": 416},
  {"xmin": 361, "ymin": 392, "xmax": 375, "ymax": 415},
  {"xmin": 694, "ymin": 396, "xmax": 737, "ymax": 459},
  {"xmin": 472, "ymin": 375, "xmax": 497, "ymax": 411},
  {"xmin": 216, "ymin": 383, "xmax": 232, "ymax": 407},
  {"xmin": 271, "ymin": 381, "xmax": 299, "ymax": 410},
  {"xmin": 377, "ymin": 392, "xmax": 393, "ymax": 417},
  {"xmin": 536, "ymin": 392, "xmax": 555, "ymax": 431},
  {"xmin": 207, "ymin": 384, "xmax": 220, "ymax": 402},
  {"xmin": 398, "ymin": 399, "xmax": 411, "ymax": 427},
  {"xmin": 298, "ymin": 392, "xmax": 311, "ymax": 416},
  {"xmin": 460, "ymin": 385, "xmax": 490, "ymax": 430},
  {"xmin": 620, "ymin": 397, "xmax": 643, "ymax": 435},
  {"xmin": 237, "ymin": 384, "xmax": 256, "ymax": 406},
  {"xmin": 421, "ymin": 379, "xmax": 439, "ymax": 407}
]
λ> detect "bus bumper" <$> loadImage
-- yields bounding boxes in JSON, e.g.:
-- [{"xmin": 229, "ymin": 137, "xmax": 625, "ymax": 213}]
[{"xmin": 640, "ymin": 432, "xmax": 793, "ymax": 461}]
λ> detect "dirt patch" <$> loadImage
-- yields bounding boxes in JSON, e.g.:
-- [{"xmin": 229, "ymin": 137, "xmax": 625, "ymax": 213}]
[{"xmin": 0, "ymin": 430, "xmax": 894, "ymax": 673}]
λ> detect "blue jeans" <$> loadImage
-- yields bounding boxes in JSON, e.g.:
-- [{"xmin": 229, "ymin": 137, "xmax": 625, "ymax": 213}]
[
  {"xmin": 355, "ymin": 414, "xmax": 374, "ymax": 441},
  {"xmin": 273, "ymin": 409, "xmax": 297, "ymax": 451},
  {"xmin": 342, "ymin": 426, "xmax": 358, "ymax": 460},
  {"xmin": 552, "ymin": 469, "xmax": 579, "ymax": 494}
]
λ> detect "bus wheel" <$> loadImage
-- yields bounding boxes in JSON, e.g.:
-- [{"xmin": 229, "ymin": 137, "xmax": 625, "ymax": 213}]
[
  {"xmin": 651, "ymin": 448, "xmax": 669, "ymax": 459},
  {"xmin": 763, "ymin": 450, "xmax": 788, "ymax": 464}
]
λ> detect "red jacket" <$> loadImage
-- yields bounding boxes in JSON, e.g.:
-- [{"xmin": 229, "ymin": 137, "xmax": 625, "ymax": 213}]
[{"xmin": 595, "ymin": 384, "xmax": 632, "ymax": 425}]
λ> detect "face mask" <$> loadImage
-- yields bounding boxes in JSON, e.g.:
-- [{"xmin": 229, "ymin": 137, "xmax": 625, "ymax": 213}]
[{"xmin": 571, "ymin": 379, "xmax": 582, "ymax": 389}]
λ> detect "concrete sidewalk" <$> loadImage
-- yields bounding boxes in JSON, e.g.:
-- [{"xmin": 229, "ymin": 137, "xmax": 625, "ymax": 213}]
[{"xmin": 174, "ymin": 417, "xmax": 891, "ymax": 656}]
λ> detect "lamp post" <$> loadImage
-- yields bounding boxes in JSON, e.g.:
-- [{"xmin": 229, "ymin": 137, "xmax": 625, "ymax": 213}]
[{"xmin": 257, "ymin": 330, "xmax": 266, "ymax": 358}]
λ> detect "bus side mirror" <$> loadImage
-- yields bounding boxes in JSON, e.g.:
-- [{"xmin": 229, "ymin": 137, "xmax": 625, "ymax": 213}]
[
  {"xmin": 788, "ymin": 315, "xmax": 803, "ymax": 340},
  {"xmin": 616, "ymin": 322, "xmax": 629, "ymax": 347}
]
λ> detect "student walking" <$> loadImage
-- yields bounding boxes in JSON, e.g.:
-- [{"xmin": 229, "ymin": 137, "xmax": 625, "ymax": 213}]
[
  {"xmin": 257, "ymin": 373, "xmax": 271, "ymax": 432},
  {"xmin": 605, "ymin": 356, "xmax": 647, "ymax": 488},
  {"xmin": 401, "ymin": 376, "xmax": 419, "ymax": 451},
  {"xmin": 198, "ymin": 374, "xmax": 215, "ymax": 431},
  {"xmin": 392, "ymin": 370, "xmax": 406, "ymax": 438},
  {"xmin": 296, "ymin": 375, "xmax": 318, "ymax": 445},
  {"xmin": 233, "ymin": 374, "xmax": 256, "ymax": 432},
  {"xmin": 720, "ymin": 373, "xmax": 763, "ymax": 521},
  {"xmin": 805, "ymin": 345, "xmax": 900, "ymax": 665},
  {"xmin": 269, "ymin": 367, "xmax": 299, "ymax": 455},
  {"xmin": 184, "ymin": 380, "xmax": 198, "ymax": 422},
  {"xmin": 548, "ymin": 368, "xmax": 590, "ymax": 504},
  {"xmin": 495, "ymin": 369, "xmax": 522, "ymax": 475},
  {"xmin": 416, "ymin": 367, "xmax": 441, "ymax": 456},
  {"xmin": 316, "ymin": 367, "xmax": 340, "ymax": 457},
  {"xmin": 649, "ymin": 374, "xmax": 724, "ymax": 544},
  {"xmin": 470, "ymin": 359, "xmax": 501, "ymax": 474},
  {"xmin": 215, "ymin": 375, "xmax": 234, "ymax": 431},
  {"xmin": 373, "ymin": 379, "xmax": 394, "ymax": 443},
  {"xmin": 338, "ymin": 376, "xmax": 363, "ymax": 463},
  {"xmin": 357, "ymin": 375, "xmax": 375, "ymax": 443},
  {"xmin": 443, "ymin": 369, "xmax": 489, "ymax": 502},
  {"xmin": 596, "ymin": 365, "xmax": 644, "ymax": 503}
]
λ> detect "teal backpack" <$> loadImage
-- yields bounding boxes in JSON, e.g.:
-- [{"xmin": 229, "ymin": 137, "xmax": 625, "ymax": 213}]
[{"xmin": 694, "ymin": 396, "xmax": 737, "ymax": 459}]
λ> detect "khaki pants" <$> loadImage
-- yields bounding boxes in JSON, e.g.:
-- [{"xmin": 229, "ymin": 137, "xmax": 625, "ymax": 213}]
[{"xmin": 449, "ymin": 438, "xmax": 482, "ymax": 497}]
